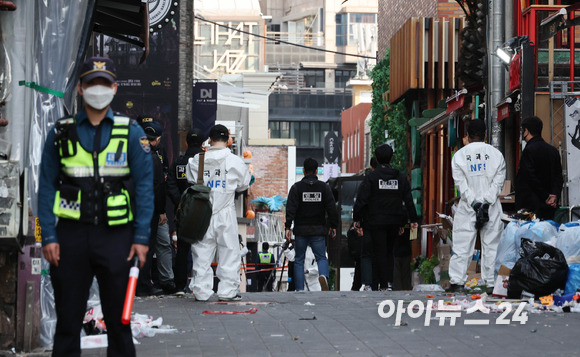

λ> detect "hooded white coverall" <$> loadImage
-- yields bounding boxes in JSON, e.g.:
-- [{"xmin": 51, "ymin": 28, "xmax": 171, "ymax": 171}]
[
  {"xmin": 284, "ymin": 246, "xmax": 321, "ymax": 291},
  {"xmin": 186, "ymin": 146, "xmax": 250, "ymax": 300},
  {"xmin": 449, "ymin": 141, "xmax": 506, "ymax": 287}
]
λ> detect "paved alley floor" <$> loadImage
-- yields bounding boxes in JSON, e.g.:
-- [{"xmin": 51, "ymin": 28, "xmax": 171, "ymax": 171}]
[{"xmin": 93, "ymin": 290, "xmax": 580, "ymax": 357}]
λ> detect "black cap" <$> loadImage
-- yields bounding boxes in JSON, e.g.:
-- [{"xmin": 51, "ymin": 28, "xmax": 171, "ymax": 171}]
[
  {"xmin": 142, "ymin": 120, "xmax": 163, "ymax": 140},
  {"xmin": 79, "ymin": 56, "xmax": 117, "ymax": 83},
  {"xmin": 187, "ymin": 128, "xmax": 207, "ymax": 146},
  {"xmin": 209, "ymin": 124, "xmax": 229, "ymax": 141}
]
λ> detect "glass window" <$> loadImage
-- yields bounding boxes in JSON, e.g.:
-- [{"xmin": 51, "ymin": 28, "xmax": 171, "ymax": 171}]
[
  {"xmin": 335, "ymin": 14, "xmax": 347, "ymax": 47},
  {"xmin": 280, "ymin": 121, "xmax": 290, "ymax": 138},
  {"xmin": 291, "ymin": 121, "xmax": 300, "ymax": 140},
  {"xmin": 300, "ymin": 122, "xmax": 310, "ymax": 146},
  {"xmin": 269, "ymin": 121, "xmax": 280, "ymax": 138},
  {"xmin": 311, "ymin": 122, "xmax": 320, "ymax": 147}
]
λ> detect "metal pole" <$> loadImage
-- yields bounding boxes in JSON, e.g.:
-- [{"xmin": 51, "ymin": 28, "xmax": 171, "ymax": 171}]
[
  {"xmin": 490, "ymin": 0, "xmax": 505, "ymax": 153},
  {"xmin": 178, "ymin": 0, "xmax": 194, "ymax": 136}
]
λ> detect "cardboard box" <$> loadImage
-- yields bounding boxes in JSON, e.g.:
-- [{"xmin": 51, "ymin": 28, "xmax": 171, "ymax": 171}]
[
  {"xmin": 492, "ymin": 265, "xmax": 511, "ymax": 297},
  {"xmin": 437, "ymin": 243, "xmax": 451, "ymax": 290},
  {"xmin": 466, "ymin": 260, "xmax": 481, "ymax": 281}
]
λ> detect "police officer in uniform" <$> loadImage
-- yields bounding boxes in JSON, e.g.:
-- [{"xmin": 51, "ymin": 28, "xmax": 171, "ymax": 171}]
[
  {"xmin": 38, "ymin": 57, "xmax": 153, "ymax": 356},
  {"xmin": 256, "ymin": 242, "xmax": 275, "ymax": 291},
  {"xmin": 285, "ymin": 158, "xmax": 338, "ymax": 291},
  {"xmin": 136, "ymin": 118, "xmax": 174, "ymax": 296},
  {"xmin": 353, "ymin": 144, "xmax": 418, "ymax": 291},
  {"xmin": 167, "ymin": 128, "xmax": 206, "ymax": 293}
]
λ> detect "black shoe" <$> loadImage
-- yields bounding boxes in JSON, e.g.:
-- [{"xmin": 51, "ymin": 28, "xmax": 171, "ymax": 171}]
[
  {"xmin": 160, "ymin": 281, "xmax": 178, "ymax": 294},
  {"xmin": 446, "ymin": 284, "xmax": 465, "ymax": 293},
  {"xmin": 136, "ymin": 286, "xmax": 164, "ymax": 297}
]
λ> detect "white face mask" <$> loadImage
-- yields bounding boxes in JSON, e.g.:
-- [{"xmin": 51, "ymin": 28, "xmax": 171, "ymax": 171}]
[{"xmin": 82, "ymin": 84, "xmax": 115, "ymax": 110}]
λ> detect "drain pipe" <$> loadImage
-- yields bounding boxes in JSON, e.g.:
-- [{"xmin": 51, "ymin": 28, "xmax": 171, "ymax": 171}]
[{"xmin": 489, "ymin": 0, "xmax": 505, "ymax": 153}]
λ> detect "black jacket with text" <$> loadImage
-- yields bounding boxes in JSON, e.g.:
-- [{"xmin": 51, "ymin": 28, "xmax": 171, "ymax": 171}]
[
  {"xmin": 352, "ymin": 165, "xmax": 417, "ymax": 227},
  {"xmin": 285, "ymin": 175, "xmax": 338, "ymax": 236}
]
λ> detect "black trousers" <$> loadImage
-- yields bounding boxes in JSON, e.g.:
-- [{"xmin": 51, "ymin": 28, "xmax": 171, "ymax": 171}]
[
  {"xmin": 137, "ymin": 216, "xmax": 159, "ymax": 294},
  {"xmin": 370, "ymin": 225, "xmax": 399, "ymax": 290},
  {"xmin": 173, "ymin": 237, "xmax": 191, "ymax": 291},
  {"xmin": 50, "ymin": 219, "xmax": 135, "ymax": 357}
]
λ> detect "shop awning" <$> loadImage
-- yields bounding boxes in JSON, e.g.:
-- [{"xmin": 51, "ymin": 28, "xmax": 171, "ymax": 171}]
[
  {"xmin": 495, "ymin": 89, "xmax": 520, "ymax": 122},
  {"xmin": 446, "ymin": 89, "xmax": 468, "ymax": 114}
]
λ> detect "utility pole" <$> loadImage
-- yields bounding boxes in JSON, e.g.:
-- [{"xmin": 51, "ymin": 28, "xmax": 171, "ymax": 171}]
[
  {"xmin": 178, "ymin": 0, "xmax": 194, "ymax": 143},
  {"xmin": 489, "ymin": 0, "xmax": 505, "ymax": 153}
]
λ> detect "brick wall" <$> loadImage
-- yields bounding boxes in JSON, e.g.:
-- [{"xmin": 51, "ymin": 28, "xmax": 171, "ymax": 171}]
[
  {"xmin": 378, "ymin": 0, "xmax": 437, "ymax": 59},
  {"xmin": 437, "ymin": 1, "xmax": 465, "ymax": 19},
  {"xmin": 247, "ymin": 146, "xmax": 289, "ymax": 205}
]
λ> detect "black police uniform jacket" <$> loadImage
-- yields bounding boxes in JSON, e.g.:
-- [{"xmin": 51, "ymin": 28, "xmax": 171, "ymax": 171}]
[
  {"xmin": 352, "ymin": 165, "xmax": 417, "ymax": 227},
  {"xmin": 167, "ymin": 146, "xmax": 204, "ymax": 207},
  {"xmin": 285, "ymin": 174, "xmax": 338, "ymax": 236}
]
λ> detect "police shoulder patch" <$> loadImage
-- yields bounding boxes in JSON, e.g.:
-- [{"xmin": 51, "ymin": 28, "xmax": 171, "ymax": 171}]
[{"xmin": 139, "ymin": 136, "xmax": 151, "ymax": 153}]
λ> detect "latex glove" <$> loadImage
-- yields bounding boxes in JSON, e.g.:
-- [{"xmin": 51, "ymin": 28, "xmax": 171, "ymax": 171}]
[{"xmin": 475, "ymin": 202, "xmax": 490, "ymax": 230}]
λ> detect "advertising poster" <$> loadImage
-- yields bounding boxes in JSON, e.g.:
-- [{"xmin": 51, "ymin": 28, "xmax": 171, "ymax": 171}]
[{"xmin": 104, "ymin": 3, "xmax": 180, "ymax": 165}]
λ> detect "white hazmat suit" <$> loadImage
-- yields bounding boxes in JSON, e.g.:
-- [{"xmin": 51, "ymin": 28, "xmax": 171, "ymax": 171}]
[
  {"xmin": 449, "ymin": 141, "xmax": 506, "ymax": 287},
  {"xmin": 186, "ymin": 146, "xmax": 250, "ymax": 300},
  {"xmin": 284, "ymin": 246, "xmax": 321, "ymax": 291}
]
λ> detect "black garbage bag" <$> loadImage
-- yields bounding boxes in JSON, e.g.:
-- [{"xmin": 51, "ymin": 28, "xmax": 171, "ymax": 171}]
[{"xmin": 507, "ymin": 238, "xmax": 569, "ymax": 298}]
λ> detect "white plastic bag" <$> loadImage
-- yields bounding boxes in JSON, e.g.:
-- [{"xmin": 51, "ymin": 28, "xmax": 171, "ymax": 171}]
[
  {"xmin": 495, "ymin": 221, "xmax": 520, "ymax": 275},
  {"xmin": 556, "ymin": 223, "xmax": 580, "ymax": 261}
]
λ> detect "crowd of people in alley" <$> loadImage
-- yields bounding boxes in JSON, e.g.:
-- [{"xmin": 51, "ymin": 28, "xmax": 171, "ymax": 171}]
[{"xmin": 38, "ymin": 56, "xmax": 566, "ymax": 356}]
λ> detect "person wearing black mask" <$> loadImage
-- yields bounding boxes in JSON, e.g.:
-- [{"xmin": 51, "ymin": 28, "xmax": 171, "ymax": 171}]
[{"xmin": 516, "ymin": 116, "xmax": 564, "ymax": 220}]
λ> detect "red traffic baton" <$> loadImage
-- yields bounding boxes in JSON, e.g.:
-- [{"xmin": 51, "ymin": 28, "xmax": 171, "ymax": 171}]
[{"xmin": 121, "ymin": 258, "xmax": 139, "ymax": 325}]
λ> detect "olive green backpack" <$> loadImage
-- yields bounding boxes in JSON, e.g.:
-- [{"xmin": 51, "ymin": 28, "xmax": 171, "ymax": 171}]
[{"xmin": 176, "ymin": 152, "xmax": 212, "ymax": 244}]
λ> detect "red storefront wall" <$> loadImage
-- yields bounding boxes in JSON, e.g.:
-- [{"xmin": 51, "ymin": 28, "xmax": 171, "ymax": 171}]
[{"xmin": 341, "ymin": 103, "xmax": 371, "ymax": 174}]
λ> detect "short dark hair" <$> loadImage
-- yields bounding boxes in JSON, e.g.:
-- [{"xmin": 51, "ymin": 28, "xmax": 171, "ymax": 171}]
[
  {"xmin": 303, "ymin": 157, "xmax": 318, "ymax": 174},
  {"xmin": 467, "ymin": 119, "xmax": 486, "ymax": 140},
  {"xmin": 262, "ymin": 242, "xmax": 269, "ymax": 251},
  {"xmin": 521, "ymin": 116, "xmax": 543, "ymax": 137},
  {"xmin": 187, "ymin": 128, "xmax": 206, "ymax": 147},
  {"xmin": 209, "ymin": 124, "xmax": 229, "ymax": 143},
  {"xmin": 370, "ymin": 156, "xmax": 378, "ymax": 169},
  {"xmin": 375, "ymin": 144, "xmax": 393, "ymax": 165}
]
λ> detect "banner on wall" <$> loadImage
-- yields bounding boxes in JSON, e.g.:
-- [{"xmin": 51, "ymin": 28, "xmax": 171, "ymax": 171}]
[
  {"xmin": 192, "ymin": 81, "xmax": 217, "ymax": 138},
  {"xmin": 565, "ymin": 97, "xmax": 580, "ymax": 205},
  {"xmin": 324, "ymin": 131, "xmax": 340, "ymax": 164}
]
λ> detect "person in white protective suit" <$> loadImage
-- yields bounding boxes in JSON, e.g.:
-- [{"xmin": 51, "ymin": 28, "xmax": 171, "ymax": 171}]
[
  {"xmin": 284, "ymin": 245, "xmax": 321, "ymax": 291},
  {"xmin": 186, "ymin": 124, "xmax": 251, "ymax": 301},
  {"xmin": 448, "ymin": 119, "xmax": 506, "ymax": 293}
]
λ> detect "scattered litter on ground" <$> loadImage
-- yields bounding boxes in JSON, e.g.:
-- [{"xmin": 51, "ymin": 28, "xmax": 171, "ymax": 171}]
[
  {"xmin": 304, "ymin": 301, "xmax": 315, "ymax": 306},
  {"xmin": 299, "ymin": 316, "xmax": 317, "ymax": 320},
  {"xmin": 202, "ymin": 308, "xmax": 258, "ymax": 315}
]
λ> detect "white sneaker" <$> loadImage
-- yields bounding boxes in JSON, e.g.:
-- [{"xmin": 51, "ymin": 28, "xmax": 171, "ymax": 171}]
[
  {"xmin": 387, "ymin": 283, "xmax": 393, "ymax": 291},
  {"xmin": 319, "ymin": 276, "xmax": 329, "ymax": 291},
  {"xmin": 364, "ymin": 285, "xmax": 372, "ymax": 291}
]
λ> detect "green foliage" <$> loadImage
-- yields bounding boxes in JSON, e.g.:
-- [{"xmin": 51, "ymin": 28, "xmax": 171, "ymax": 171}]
[
  {"xmin": 413, "ymin": 255, "xmax": 440, "ymax": 284},
  {"xmin": 369, "ymin": 50, "xmax": 408, "ymax": 172}
]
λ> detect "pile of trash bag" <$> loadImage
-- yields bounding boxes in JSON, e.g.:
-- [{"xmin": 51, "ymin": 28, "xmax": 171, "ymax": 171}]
[
  {"xmin": 507, "ymin": 238, "xmax": 569, "ymax": 298},
  {"xmin": 496, "ymin": 220, "xmax": 580, "ymax": 299}
]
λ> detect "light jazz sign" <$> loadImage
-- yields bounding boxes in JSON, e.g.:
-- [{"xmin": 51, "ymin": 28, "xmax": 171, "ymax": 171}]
[{"xmin": 194, "ymin": 20, "xmax": 261, "ymax": 74}]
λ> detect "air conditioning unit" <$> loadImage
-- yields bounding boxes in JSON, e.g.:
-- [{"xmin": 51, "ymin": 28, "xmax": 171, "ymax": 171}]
[{"xmin": 0, "ymin": 160, "xmax": 20, "ymax": 241}]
